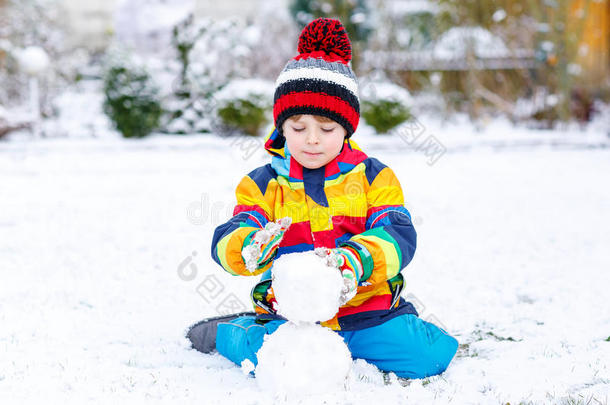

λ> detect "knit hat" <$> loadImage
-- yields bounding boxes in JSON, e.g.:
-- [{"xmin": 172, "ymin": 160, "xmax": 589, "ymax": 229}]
[{"xmin": 273, "ymin": 18, "xmax": 360, "ymax": 139}]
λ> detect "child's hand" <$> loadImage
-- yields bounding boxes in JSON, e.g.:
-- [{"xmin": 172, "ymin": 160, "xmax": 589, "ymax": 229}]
[
  {"xmin": 315, "ymin": 247, "xmax": 363, "ymax": 305},
  {"xmin": 242, "ymin": 217, "xmax": 292, "ymax": 272}
]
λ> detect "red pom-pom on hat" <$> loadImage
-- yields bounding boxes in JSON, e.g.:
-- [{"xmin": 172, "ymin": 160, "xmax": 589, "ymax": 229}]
[
  {"xmin": 273, "ymin": 17, "xmax": 360, "ymax": 138},
  {"xmin": 297, "ymin": 18, "xmax": 352, "ymax": 63}
]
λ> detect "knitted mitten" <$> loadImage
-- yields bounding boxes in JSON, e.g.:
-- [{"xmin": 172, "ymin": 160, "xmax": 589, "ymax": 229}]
[
  {"xmin": 242, "ymin": 217, "xmax": 292, "ymax": 272},
  {"xmin": 315, "ymin": 246, "xmax": 363, "ymax": 305}
]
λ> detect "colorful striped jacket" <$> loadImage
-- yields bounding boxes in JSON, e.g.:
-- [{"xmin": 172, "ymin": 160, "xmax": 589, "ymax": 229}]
[{"xmin": 211, "ymin": 129, "xmax": 417, "ymax": 330}]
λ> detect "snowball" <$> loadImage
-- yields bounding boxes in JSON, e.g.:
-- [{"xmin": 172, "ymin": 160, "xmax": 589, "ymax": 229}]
[
  {"xmin": 272, "ymin": 252, "xmax": 344, "ymax": 323},
  {"xmin": 255, "ymin": 322, "xmax": 352, "ymax": 395}
]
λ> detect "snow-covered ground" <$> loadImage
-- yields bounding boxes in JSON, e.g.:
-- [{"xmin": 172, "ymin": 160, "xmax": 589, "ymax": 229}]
[{"xmin": 1, "ymin": 123, "xmax": 609, "ymax": 404}]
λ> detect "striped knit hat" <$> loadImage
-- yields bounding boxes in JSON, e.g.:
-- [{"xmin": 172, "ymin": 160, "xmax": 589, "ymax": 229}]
[{"xmin": 273, "ymin": 18, "xmax": 360, "ymax": 138}]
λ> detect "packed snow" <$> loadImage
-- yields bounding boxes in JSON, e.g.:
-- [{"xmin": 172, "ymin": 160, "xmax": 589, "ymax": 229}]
[
  {"xmin": 255, "ymin": 322, "xmax": 352, "ymax": 396},
  {"xmin": 256, "ymin": 251, "xmax": 351, "ymax": 396},
  {"xmin": 241, "ymin": 217, "xmax": 291, "ymax": 273},
  {"xmin": 271, "ymin": 252, "xmax": 344, "ymax": 323},
  {"xmin": 1, "ymin": 114, "xmax": 609, "ymax": 404}
]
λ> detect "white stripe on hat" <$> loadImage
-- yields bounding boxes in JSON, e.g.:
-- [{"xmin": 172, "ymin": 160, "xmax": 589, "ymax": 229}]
[{"xmin": 275, "ymin": 66, "xmax": 359, "ymax": 101}]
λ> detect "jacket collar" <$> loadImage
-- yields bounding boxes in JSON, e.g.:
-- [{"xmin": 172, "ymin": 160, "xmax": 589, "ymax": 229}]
[{"xmin": 264, "ymin": 128, "xmax": 368, "ymax": 182}]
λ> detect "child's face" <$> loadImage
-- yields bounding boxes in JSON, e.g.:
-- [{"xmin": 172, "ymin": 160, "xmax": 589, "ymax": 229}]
[{"xmin": 282, "ymin": 115, "xmax": 347, "ymax": 169}]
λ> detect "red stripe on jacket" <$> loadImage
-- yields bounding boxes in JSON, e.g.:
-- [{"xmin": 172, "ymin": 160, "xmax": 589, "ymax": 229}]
[
  {"xmin": 280, "ymin": 221, "xmax": 314, "ymax": 247},
  {"xmin": 337, "ymin": 294, "xmax": 392, "ymax": 317},
  {"xmin": 233, "ymin": 205, "xmax": 269, "ymax": 228}
]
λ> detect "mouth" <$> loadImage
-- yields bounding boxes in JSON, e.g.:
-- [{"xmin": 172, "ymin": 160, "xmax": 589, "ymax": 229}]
[{"xmin": 303, "ymin": 151, "xmax": 322, "ymax": 156}]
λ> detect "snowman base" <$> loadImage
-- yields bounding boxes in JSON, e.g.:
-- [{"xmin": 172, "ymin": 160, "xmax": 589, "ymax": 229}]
[{"xmin": 255, "ymin": 321, "xmax": 352, "ymax": 395}]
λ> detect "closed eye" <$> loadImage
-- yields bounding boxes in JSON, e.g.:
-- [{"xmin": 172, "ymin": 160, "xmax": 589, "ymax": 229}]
[
  {"xmin": 322, "ymin": 127, "xmax": 336, "ymax": 132},
  {"xmin": 292, "ymin": 127, "xmax": 305, "ymax": 132}
]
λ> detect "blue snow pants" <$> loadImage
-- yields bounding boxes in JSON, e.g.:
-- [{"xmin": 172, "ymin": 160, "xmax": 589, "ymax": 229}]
[{"xmin": 216, "ymin": 313, "xmax": 458, "ymax": 379}]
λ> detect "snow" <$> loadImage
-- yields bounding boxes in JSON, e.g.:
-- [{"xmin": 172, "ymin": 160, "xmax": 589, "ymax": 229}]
[
  {"xmin": 114, "ymin": 0, "xmax": 194, "ymax": 53},
  {"xmin": 360, "ymin": 79, "xmax": 413, "ymax": 105},
  {"xmin": 492, "ymin": 9, "xmax": 507, "ymax": 22},
  {"xmin": 255, "ymin": 322, "xmax": 352, "ymax": 396},
  {"xmin": 15, "ymin": 46, "xmax": 50, "ymax": 75},
  {"xmin": 0, "ymin": 38, "xmax": 13, "ymax": 53},
  {"xmin": 385, "ymin": 0, "xmax": 439, "ymax": 15},
  {"xmin": 214, "ymin": 78, "xmax": 274, "ymax": 106},
  {"xmin": 1, "ymin": 115, "xmax": 609, "ymax": 403},
  {"xmin": 240, "ymin": 358, "xmax": 255, "ymax": 375},
  {"xmin": 256, "ymin": 252, "xmax": 350, "ymax": 397},
  {"xmin": 242, "ymin": 217, "xmax": 291, "ymax": 273},
  {"xmin": 271, "ymin": 252, "xmax": 344, "ymax": 323},
  {"xmin": 242, "ymin": 25, "xmax": 262, "ymax": 47},
  {"xmin": 434, "ymin": 26, "xmax": 510, "ymax": 59},
  {"xmin": 43, "ymin": 81, "xmax": 115, "ymax": 138}
]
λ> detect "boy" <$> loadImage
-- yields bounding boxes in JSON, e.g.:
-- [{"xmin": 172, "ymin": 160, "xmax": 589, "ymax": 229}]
[{"xmin": 208, "ymin": 18, "xmax": 458, "ymax": 379}]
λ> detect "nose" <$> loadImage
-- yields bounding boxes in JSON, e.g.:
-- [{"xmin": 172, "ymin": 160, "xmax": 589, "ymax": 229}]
[{"xmin": 305, "ymin": 130, "xmax": 320, "ymax": 144}]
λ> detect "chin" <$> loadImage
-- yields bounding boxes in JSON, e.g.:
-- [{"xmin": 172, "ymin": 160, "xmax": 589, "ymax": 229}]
[
  {"xmin": 296, "ymin": 155, "xmax": 327, "ymax": 169},
  {"xmin": 302, "ymin": 162, "xmax": 324, "ymax": 169}
]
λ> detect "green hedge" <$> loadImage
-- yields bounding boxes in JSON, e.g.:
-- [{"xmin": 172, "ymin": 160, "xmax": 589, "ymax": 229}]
[
  {"xmin": 217, "ymin": 97, "xmax": 268, "ymax": 137},
  {"xmin": 103, "ymin": 64, "xmax": 162, "ymax": 138},
  {"xmin": 362, "ymin": 100, "xmax": 411, "ymax": 134}
]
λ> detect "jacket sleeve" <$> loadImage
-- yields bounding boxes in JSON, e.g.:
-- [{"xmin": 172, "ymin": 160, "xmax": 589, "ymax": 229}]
[
  {"xmin": 211, "ymin": 170, "xmax": 275, "ymax": 276},
  {"xmin": 339, "ymin": 158, "xmax": 416, "ymax": 285}
]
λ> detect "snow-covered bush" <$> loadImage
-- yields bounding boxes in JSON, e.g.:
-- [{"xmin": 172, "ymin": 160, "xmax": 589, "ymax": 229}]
[
  {"xmin": 162, "ymin": 16, "xmax": 259, "ymax": 134},
  {"xmin": 364, "ymin": 0, "xmax": 439, "ymax": 55},
  {"xmin": 162, "ymin": 14, "xmax": 211, "ymax": 134},
  {"xmin": 214, "ymin": 79, "xmax": 273, "ymax": 137},
  {"xmin": 102, "ymin": 56, "xmax": 162, "ymax": 138},
  {"xmin": 433, "ymin": 26, "xmax": 509, "ymax": 60},
  {"xmin": 161, "ymin": 7, "xmax": 296, "ymax": 134},
  {"xmin": 114, "ymin": 0, "xmax": 192, "ymax": 55},
  {"xmin": 361, "ymin": 79, "xmax": 413, "ymax": 134},
  {"xmin": 432, "ymin": 0, "xmax": 604, "ymax": 124},
  {"xmin": 0, "ymin": 0, "xmax": 81, "ymax": 123},
  {"xmin": 0, "ymin": 104, "xmax": 29, "ymax": 138}
]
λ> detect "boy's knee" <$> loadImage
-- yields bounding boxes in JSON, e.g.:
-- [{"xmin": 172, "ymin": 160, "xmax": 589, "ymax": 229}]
[
  {"xmin": 415, "ymin": 332, "xmax": 458, "ymax": 377},
  {"xmin": 347, "ymin": 314, "xmax": 458, "ymax": 379},
  {"xmin": 398, "ymin": 315, "xmax": 459, "ymax": 378}
]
